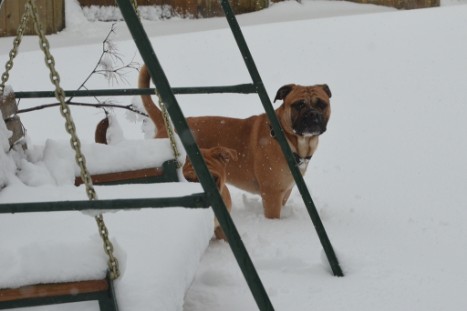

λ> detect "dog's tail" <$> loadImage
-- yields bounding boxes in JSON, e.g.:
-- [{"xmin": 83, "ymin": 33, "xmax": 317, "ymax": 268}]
[{"xmin": 139, "ymin": 64, "xmax": 166, "ymax": 137}]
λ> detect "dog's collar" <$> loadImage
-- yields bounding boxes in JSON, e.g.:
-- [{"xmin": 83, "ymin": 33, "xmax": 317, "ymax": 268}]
[
  {"xmin": 269, "ymin": 124, "xmax": 276, "ymax": 138},
  {"xmin": 294, "ymin": 153, "xmax": 312, "ymax": 166},
  {"xmin": 268, "ymin": 124, "xmax": 312, "ymax": 166}
]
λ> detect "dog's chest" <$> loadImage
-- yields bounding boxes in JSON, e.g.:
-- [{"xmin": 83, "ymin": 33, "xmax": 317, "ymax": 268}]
[
  {"xmin": 296, "ymin": 136, "xmax": 318, "ymax": 155},
  {"xmin": 295, "ymin": 136, "xmax": 319, "ymax": 172}
]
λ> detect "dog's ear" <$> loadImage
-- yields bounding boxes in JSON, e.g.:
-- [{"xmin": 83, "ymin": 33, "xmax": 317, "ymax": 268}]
[
  {"xmin": 224, "ymin": 148, "xmax": 238, "ymax": 162},
  {"xmin": 182, "ymin": 159, "xmax": 199, "ymax": 183},
  {"xmin": 274, "ymin": 84, "xmax": 295, "ymax": 103},
  {"xmin": 320, "ymin": 84, "xmax": 332, "ymax": 98},
  {"xmin": 212, "ymin": 147, "xmax": 238, "ymax": 163}
]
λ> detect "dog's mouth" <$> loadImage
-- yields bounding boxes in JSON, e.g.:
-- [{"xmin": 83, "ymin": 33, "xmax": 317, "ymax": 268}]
[
  {"xmin": 293, "ymin": 130, "xmax": 323, "ymax": 137},
  {"xmin": 292, "ymin": 116, "xmax": 326, "ymax": 137}
]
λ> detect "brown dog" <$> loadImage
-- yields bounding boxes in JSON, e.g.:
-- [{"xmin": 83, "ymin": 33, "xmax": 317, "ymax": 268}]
[
  {"xmin": 183, "ymin": 146, "xmax": 237, "ymax": 241},
  {"xmin": 139, "ymin": 65, "xmax": 331, "ymax": 219}
]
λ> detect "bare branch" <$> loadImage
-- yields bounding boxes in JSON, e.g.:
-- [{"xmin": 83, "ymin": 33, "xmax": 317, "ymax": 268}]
[
  {"xmin": 17, "ymin": 24, "xmax": 144, "ymax": 120},
  {"xmin": 17, "ymin": 101, "xmax": 148, "ymax": 117},
  {"xmin": 68, "ymin": 23, "xmax": 139, "ymax": 102}
]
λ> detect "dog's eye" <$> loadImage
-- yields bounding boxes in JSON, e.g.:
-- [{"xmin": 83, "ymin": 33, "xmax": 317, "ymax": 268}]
[
  {"xmin": 316, "ymin": 100, "xmax": 327, "ymax": 110},
  {"xmin": 293, "ymin": 101, "xmax": 306, "ymax": 110}
]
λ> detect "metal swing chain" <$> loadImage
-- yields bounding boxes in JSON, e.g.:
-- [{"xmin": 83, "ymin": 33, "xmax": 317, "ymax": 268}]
[
  {"xmin": 131, "ymin": 0, "xmax": 140, "ymax": 17},
  {"xmin": 0, "ymin": 7, "xmax": 29, "ymax": 96},
  {"xmin": 26, "ymin": 0, "xmax": 120, "ymax": 280},
  {"xmin": 157, "ymin": 93, "xmax": 182, "ymax": 167}
]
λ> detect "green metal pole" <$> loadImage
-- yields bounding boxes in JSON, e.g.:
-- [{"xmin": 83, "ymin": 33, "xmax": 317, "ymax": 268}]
[
  {"xmin": 13, "ymin": 84, "xmax": 257, "ymax": 99},
  {"xmin": 0, "ymin": 194, "xmax": 210, "ymax": 214},
  {"xmin": 115, "ymin": 1, "xmax": 275, "ymax": 310},
  {"xmin": 219, "ymin": 0, "xmax": 343, "ymax": 277}
]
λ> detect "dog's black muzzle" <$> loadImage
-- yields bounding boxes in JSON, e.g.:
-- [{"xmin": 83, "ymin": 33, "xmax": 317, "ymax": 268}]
[{"xmin": 293, "ymin": 109, "xmax": 326, "ymax": 136}]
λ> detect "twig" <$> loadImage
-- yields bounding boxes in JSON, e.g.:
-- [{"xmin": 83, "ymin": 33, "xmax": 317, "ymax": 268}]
[
  {"xmin": 94, "ymin": 55, "xmax": 140, "ymax": 86},
  {"xmin": 67, "ymin": 23, "xmax": 139, "ymax": 102},
  {"xmin": 17, "ymin": 101, "xmax": 148, "ymax": 117},
  {"xmin": 15, "ymin": 24, "xmax": 144, "ymax": 120},
  {"xmin": 72, "ymin": 24, "xmax": 117, "ymax": 92}
]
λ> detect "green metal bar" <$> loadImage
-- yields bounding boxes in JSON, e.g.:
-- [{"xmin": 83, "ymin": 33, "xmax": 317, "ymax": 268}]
[
  {"xmin": 115, "ymin": 1, "xmax": 275, "ymax": 310},
  {"xmin": 219, "ymin": 0, "xmax": 343, "ymax": 277},
  {"xmin": 13, "ymin": 84, "xmax": 257, "ymax": 99},
  {"xmin": 99, "ymin": 274, "xmax": 119, "ymax": 311},
  {"xmin": 0, "ymin": 291, "xmax": 112, "ymax": 310},
  {"xmin": 0, "ymin": 193, "xmax": 210, "ymax": 214}
]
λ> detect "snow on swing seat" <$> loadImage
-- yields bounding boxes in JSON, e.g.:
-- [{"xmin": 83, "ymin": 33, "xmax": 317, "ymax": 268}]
[
  {"xmin": 0, "ymin": 139, "xmax": 214, "ymax": 311},
  {"xmin": 39, "ymin": 138, "xmax": 185, "ymax": 184}
]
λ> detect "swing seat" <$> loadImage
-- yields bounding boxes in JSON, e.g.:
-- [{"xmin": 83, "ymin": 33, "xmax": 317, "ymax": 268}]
[
  {"xmin": 75, "ymin": 159, "xmax": 179, "ymax": 186},
  {"xmin": 90, "ymin": 115, "xmax": 181, "ymax": 186},
  {"xmin": 0, "ymin": 274, "xmax": 117, "ymax": 311},
  {"xmin": 35, "ymin": 139, "xmax": 184, "ymax": 187}
]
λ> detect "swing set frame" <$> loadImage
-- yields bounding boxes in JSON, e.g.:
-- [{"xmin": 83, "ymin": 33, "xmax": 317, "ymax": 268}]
[{"xmin": 0, "ymin": 0, "xmax": 343, "ymax": 310}]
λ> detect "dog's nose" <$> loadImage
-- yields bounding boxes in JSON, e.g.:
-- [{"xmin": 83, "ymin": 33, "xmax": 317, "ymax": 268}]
[{"xmin": 305, "ymin": 110, "xmax": 322, "ymax": 124}]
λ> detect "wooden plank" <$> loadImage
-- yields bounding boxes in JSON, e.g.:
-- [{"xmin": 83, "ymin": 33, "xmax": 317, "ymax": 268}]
[
  {"xmin": 0, "ymin": 279, "xmax": 108, "ymax": 302},
  {"xmin": 78, "ymin": 0, "xmax": 115, "ymax": 5},
  {"xmin": 346, "ymin": 0, "xmax": 439, "ymax": 9},
  {"xmin": 78, "ymin": 0, "xmax": 174, "ymax": 5},
  {"xmin": 77, "ymin": 0, "xmax": 269, "ymax": 17},
  {"xmin": 0, "ymin": 2, "xmax": 6, "ymax": 36},
  {"xmin": 54, "ymin": 0, "xmax": 65, "ymax": 32},
  {"xmin": 6, "ymin": 0, "xmax": 23, "ymax": 37},
  {"xmin": 74, "ymin": 166, "xmax": 165, "ymax": 186},
  {"xmin": 36, "ymin": 0, "xmax": 48, "ymax": 34},
  {"xmin": 0, "ymin": 0, "xmax": 65, "ymax": 37},
  {"xmin": 23, "ymin": 0, "xmax": 35, "ymax": 36},
  {"xmin": 45, "ymin": 0, "xmax": 52, "ymax": 34}
]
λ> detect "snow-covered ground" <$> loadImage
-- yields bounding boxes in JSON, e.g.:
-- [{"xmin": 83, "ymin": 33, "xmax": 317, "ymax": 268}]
[{"xmin": 1, "ymin": 0, "xmax": 467, "ymax": 310}]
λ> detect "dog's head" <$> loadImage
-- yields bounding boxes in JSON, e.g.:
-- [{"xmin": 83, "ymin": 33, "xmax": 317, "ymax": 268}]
[
  {"xmin": 274, "ymin": 84, "xmax": 331, "ymax": 137},
  {"xmin": 183, "ymin": 146, "xmax": 238, "ymax": 188}
]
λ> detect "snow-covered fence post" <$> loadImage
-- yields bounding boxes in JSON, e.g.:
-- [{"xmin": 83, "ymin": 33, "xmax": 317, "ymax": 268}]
[
  {"xmin": 0, "ymin": 87, "xmax": 16, "ymax": 119},
  {"xmin": 0, "ymin": 88, "xmax": 26, "ymax": 148}
]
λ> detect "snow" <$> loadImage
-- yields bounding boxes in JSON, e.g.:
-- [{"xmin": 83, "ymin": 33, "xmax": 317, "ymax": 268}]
[
  {"xmin": 0, "ymin": 184, "xmax": 213, "ymax": 311},
  {"xmin": 82, "ymin": 5, "xmax": 178, "ymax": 22},
  {"xmin": 1, "ymin": 0, "xmax": 467, "ymax": 310}
]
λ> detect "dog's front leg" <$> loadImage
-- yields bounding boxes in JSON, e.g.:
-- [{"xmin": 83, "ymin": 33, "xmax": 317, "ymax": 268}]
[{"xmin": 260, "ymin": 190, "xmax": 288, "ymax": 219}]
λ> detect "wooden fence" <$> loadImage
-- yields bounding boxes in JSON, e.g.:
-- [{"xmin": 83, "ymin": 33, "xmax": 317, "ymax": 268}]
[
  {"xmin": 0, "ymin": 0, "xmax": 64, "ymax": 37},
  {"xmin": 347, "ymin": 0, "xmax": 439, "ymax": 9},
  {"xmin": 77, "ymin": 0, "xmax": 439, "ymax": 16},
  {"xmin": 0, "ymin": 0, "xmax": 440, "ymax": 37},
  {"xmin": 77, "ymin": 0, "xmax": 270, "ymax": 18}
]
